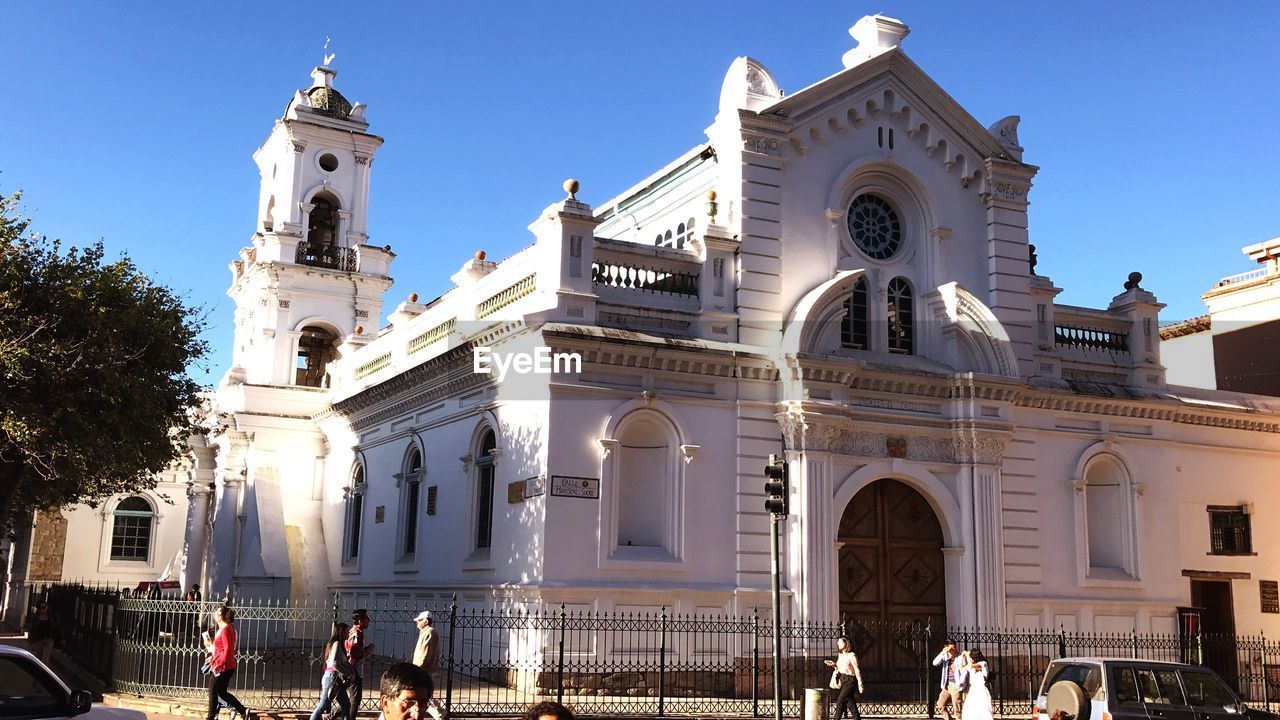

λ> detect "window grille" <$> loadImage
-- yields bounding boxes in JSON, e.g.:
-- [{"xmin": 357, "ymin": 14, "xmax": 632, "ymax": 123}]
[{"xmin": 1208, "ymin": 505, "xmax": 1251, "ymax": 555}]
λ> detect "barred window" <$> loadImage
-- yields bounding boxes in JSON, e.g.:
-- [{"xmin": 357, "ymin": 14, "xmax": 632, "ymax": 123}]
[
  {"xmin": 110, "ymin": 496, "xmax": 154, "ymax": 562},
  {"xmin": 1208, "ymin": 506, "xmax": 1252, "ymax": 555}
]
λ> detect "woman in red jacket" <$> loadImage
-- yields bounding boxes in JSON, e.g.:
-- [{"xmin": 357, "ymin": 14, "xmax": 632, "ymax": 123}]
[{"xmin": 203, "ymin": 606, "xmax": 250, "ymax": 720}]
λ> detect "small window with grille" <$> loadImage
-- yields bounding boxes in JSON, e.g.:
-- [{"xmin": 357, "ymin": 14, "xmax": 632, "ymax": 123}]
[
  {"xmin": 427, "ymin": 485, "xmax": 438, "ymax": 516},
  {"xmin": 110, "ymin": 496, "xmax": 154, "ymax": 562},
  {"xmin": 1208, "ymin": 505, "xmax": 1252, "ymax": 555}
]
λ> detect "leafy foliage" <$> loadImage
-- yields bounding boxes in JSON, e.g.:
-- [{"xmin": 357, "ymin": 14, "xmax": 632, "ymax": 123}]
[{"xmin": 0, "ymin": 191, "xmax": 209, "ymax": 534}]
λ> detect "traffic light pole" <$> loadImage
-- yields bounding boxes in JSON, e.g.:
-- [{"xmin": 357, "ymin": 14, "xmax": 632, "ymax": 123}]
[{"xmin": 770, "ymin": 511, "xmax": 783, "ymax": 720}]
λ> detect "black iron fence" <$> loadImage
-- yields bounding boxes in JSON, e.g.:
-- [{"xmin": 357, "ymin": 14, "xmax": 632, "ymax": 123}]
[{"xmin": 23, "ymin": 584, "xmax": 1280, "ymax": 717}]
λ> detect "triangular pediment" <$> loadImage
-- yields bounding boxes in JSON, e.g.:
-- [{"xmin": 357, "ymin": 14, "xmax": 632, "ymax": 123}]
[{"xmin": 762, "ymin": 49, "xmax": 1012, "ymax": 164}]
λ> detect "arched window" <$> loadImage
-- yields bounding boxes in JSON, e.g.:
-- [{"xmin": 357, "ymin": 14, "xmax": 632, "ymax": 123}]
[
  {"xmin": 296, "ymin": 325, "xmax": 339, "ymax": 387},
  {"xmin": 110, "ymin": 496, "xmax": 154, "ymax": 562},
  {"xmin": 676, "ymin": 223, "xmax": 687, "ymax": 249},
  {"xmin": 887, "ymin": 277, "xmax": 914, "ymax": 355},
  {"xmin": 399, "ymin": 447, "xmax": 423, "ymax": 559},
  {"xmin": 841, "ymin": 277, "xmax": 869, "ymax": 349},
  {"xmin": 344, "ymin": 465, "xmax": 366, "ymax": 563},
  {"xmin": 474, "ymin": 430, "xmax": 497, "ymax": 551},
  {"xmin": 617, "ymin": 417, "xmax": 673, "ymax": 549}
]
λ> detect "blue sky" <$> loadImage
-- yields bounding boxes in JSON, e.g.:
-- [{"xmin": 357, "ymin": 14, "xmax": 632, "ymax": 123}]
[{"xmin": 3, "ymin": 1, "xmax": 1278, "ymax": 383}]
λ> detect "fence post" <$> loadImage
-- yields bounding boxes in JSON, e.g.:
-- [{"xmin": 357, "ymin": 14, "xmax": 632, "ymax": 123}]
[
  {"xmin": 997, "ymin": 629, "xmax": 1005, "ymax": 717},
  {"xmin": 557, "ymin": 603, "xmax": 566, "ymax": 706},
  {"xmin": 1195, "ymin": 625, "xmax": 1204, "ymax": 666},
  {"xmin": 1057, "ymin": 627, "xmax": 1067, "ymax": 659},
  {"xmin": 1260, "ymin": 630, "xmax": 1271, "ymax": 713},
  {"xmin": 1028, "ymin": 635, "xmax": 1036, "ymax": 712},
  {"xmin": 753, "ymin": 609, "xmax": 761, "ymax": 719},
  {"xmin": 658, "ymin": 607, "xmax": 667, "ymax": 717},
  {"xmin": 445, "ymin": 595, "xmax": 457, "ymax": 716},
  {"xmin": 925, "ymin": 622, "xmax": 934, "ymax": 719},
  {"xmin": 1131, "ymin": 629, "xmax": 1139, "ymax": 659}
]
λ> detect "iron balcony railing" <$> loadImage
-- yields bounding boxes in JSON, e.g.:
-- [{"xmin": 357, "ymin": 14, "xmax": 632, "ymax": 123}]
[{"xmin": 295, "ymin": 241, "xmax": 358, "ymax": 271}]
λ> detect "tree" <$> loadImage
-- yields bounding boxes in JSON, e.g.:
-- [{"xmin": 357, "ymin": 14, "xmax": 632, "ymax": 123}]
[{"xmin": 0, "ymin": 191, "xmax": 209, "ymax": 534}]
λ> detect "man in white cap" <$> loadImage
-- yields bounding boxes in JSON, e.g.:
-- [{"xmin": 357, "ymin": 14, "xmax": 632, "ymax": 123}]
[{"xmin": 411, "ymin": 611, "xmax": 439, "ymax": 675}]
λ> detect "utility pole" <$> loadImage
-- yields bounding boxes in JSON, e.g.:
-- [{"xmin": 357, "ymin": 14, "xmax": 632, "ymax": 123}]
[{"xmin": 764, "ymin": 454, "xmax": 789, "ymax": 720}]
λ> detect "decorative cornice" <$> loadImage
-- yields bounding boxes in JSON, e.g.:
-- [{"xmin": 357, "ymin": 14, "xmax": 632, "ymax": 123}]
[
  {"xmin": 1017, "ymin": 389, "xmax": 1280, "ymax": 434},
  {"xmin": 324, "ymin": 342, "xmax": 483, "ymax": 430}
]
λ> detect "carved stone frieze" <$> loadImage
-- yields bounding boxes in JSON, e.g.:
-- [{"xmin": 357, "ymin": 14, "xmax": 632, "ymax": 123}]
[
  {"xmin": 776, "ymin": 411, "xmax": 1010, "ymax": 465},
  {"xmin": 743, "ymin": 135, "xmax": 783, "ymax": 155}
]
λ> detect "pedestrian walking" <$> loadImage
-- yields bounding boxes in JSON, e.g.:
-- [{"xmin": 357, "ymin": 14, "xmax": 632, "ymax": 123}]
[
  {"xmin": 203, "ymin": 606, "xmax": 250, "ymax": 720},
  {"xmin": 377, "ymin": 662, "xmax": 436, "ymax": 720},
  {"xmin": 411, "ymin": 611, "xmax": 439, "ymax": 675},
  {"xmin": 959, "ymin": 650, "xmax": 993, "ymax": 720},
  {"xmin": 26, "ymin": 600, "xmax": 59, "ymax": 663},
  {"xmin": 932, "ymin": 639, "xmax": 966, "ymax": 720},
  {"xmin": 309, "ymin": 622, "xmax": 355, "ymax": 720},
  {"xmin": 824, "ymin": 635, "xmax": 864, "ymax": 720},
  {"xmin": 346, "ymin": 609, "xmax": 376, "ymax": 716}
]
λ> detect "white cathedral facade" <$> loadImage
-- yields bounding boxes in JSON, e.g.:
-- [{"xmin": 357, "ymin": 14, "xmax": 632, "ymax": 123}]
[{"xmin": 25, "ymin": 15, "xmax": 1280, "ymax": 639}]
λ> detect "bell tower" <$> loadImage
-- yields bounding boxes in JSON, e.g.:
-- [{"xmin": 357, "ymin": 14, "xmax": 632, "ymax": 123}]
[{"xmin": 224, "ymin": 60, "xmax": 392, "ymax": 388}]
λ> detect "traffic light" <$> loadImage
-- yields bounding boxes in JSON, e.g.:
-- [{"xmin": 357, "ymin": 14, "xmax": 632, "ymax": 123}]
[{"xmin": 764, "ymin": 453, "xmax": 789, "ymax": 516}]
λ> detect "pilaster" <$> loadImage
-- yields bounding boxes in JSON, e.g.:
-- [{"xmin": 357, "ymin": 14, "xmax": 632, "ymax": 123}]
[
  {"xmin": 790, "ymin": 450, "xmax": 836, "ymax": 630},
  {"xmin": 982, "ymin": 159, "xmax": 1038, "ymax": 377}
]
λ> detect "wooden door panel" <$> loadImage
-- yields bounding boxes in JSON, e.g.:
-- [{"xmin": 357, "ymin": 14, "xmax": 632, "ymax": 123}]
[{"xmin": 838, "ymin": 479, "xmax": 946, "ymax": 627}]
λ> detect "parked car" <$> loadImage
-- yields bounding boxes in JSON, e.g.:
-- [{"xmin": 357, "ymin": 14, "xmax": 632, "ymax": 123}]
[
  {"xmin": 1036, "ymin": 657, "xmax": 1280, "ymax": 720},
  {"xmin": 0, "ymin": 645, "xmax": 145, "ymax": 720}
]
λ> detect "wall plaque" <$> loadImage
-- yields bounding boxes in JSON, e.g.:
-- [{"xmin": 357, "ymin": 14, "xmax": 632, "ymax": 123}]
[
  {"xmin": 1262, "ymin": 580, "xmax": 1279, "ymax": 614},
  {"xmin": 551, "ymin": 476, "xmax": 599, "ymax": 499},
  {"xmin": 524, "ymin": 475, "xmax": 545, "ymax": 498},
  {"xmin": 507, "ymin": 481, "xmax": 525, "ymax": 504}
]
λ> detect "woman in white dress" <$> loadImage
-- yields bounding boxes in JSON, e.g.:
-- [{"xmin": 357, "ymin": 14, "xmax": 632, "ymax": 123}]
[{"xmin": 960, "ymin": 650, "xmax": 993, "ymax": 720}]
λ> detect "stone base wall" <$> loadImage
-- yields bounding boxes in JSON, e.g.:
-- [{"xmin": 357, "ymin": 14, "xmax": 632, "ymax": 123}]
[{"xmin": 27, "ymin": 511, "xmax": 68, "ymax": 582}]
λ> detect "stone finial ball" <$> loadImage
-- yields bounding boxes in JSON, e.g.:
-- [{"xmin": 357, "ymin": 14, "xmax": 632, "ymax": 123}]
[
  {"xmin": 564, "ymin": 178, "xmax": 580, "ymax": 196},
  {"xmin": 409, "ymin": 293, "xmax": 418, "ymax": 303},
  {"xmin": 355, "ymin": 326, "xmax": 364, "ymax": 334},
  {"xmin": 707, "ymin": 190, "xmax": 717, "ymax": 202},
  {"xmin": 1128, "ymin": 271, "xmax": 1143, "ymax": 284},
  {"xmin": 476, "ymin": 250, "xmax": 487, "ymax": 262}
]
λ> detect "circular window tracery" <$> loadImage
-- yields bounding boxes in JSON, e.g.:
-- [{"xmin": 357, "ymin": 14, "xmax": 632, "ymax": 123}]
[{"xmin": 847, "ymin": 194, "xmax": 902, "ymax": 260}]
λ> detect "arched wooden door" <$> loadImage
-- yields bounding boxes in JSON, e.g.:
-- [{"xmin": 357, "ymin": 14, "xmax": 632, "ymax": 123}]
[{"xmin": 838, "ymin": 478, "xmax": 946, "ymax": 695}]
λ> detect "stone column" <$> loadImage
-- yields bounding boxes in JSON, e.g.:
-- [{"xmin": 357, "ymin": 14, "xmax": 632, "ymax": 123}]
[{"xmin": 183, "ymin": 479, "xmax": 214, "ymax": 592}]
